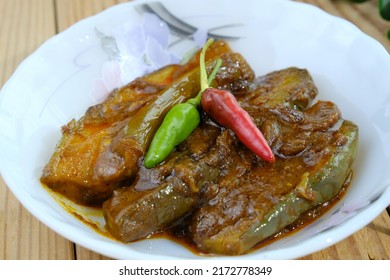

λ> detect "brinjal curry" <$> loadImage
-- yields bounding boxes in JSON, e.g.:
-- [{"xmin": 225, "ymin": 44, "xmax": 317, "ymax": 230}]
[{"xmin": 40, "ymin": 40, "xmax": 358, "ymax": 256}]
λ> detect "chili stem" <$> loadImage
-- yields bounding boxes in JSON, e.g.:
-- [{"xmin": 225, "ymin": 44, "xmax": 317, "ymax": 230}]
[
  {"xmin": 188, "ymin": 58, "xmax": 222, "ymax": 107},
  {"xmin": 200, "ymin": 38, "xmax": 214, "ymax": 91},
  {"xmin": 187, "ymin": 37, "xmax": 222, "ymax": 108}
]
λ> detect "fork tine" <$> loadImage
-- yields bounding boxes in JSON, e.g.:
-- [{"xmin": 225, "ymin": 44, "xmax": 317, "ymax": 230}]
[
  {"xmin": 136, "ymin": 2, "xmax": 242, "ymax": 41},
  {"xmin": 137, "ymin": 2, "xmax": 195, "ymax": 37}
]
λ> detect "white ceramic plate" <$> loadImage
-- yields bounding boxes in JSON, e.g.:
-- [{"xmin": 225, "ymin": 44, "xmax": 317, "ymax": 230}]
[{"xmin": 1, "ymin": 0, "xmax": 390, "ymax": 260}]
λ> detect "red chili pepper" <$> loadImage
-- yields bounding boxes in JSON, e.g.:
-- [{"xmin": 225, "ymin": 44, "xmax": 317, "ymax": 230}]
[{"xmin": 201, "ymin": 88, "xmax": 275, "ymax": 163}]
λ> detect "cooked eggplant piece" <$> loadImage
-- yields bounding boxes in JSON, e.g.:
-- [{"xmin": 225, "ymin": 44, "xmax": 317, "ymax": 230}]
[
  {"xmin": 40, "ymin": 41, "xmax": 235, "ymax": 206},
  {"xmin": 102, "ymin": 67, "xmax": 325, "ymax": 243},
  {"xmin": 102, "ymin": 53, "xmax": 256, "ymax": 241},
  {"xmin": 41, "ymin": 37, "xmax": 358, "ymax": 255},
  {"xmin": 190, "ymin": 120, "xmax": 358, "ymax": 255},
  {"xmin": 190, "ymin": 68, "xmax": 358, "ymax": 255},
  {"xmin": 103, "ymin": 121, "xmax": 222, "ymax": 242},
  {"xmin": 188, "ymin": 69, "xmax": 358, "ymax": 255},
  {"xmin": 40, "ymin": 74, "xmax": 168, "ymax": 206},
  {"xmin": 123, "ymin": 52, "xmax": 254, "ymax": 149}
]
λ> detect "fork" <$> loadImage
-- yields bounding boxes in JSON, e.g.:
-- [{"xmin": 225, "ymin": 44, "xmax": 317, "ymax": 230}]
[{"xmin": 136, "ymin": 2, "xmax": 242, "ymax": 41}]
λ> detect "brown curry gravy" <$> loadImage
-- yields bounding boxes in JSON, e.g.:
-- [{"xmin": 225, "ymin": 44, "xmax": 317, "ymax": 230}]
[
  {"xmin": 42, "ymin": 167, "xmax": 352, "ymax": 257},
  {"xmin": 151, "ymin": 171, "xmax": 352, "ymax": 256}
]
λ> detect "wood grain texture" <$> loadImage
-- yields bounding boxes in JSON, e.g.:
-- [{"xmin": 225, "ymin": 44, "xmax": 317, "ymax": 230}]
[
  {"xmin": 0, "ymin": 0, "xmax": 74, "ymax": 260},
  {"xmin": 55, "ymin": 0, "xmax": 129, "ymax": 32},
  {"xmin": 300, "ymin": 211, "xmax": 390, "ymax": 259},
  {"xmin": 296, "ymin": 0, "xmax": 390, "ymax": 53},
  {"xmin": 1, "ymin": 0, "xmax": 389, "ymax": 260}
]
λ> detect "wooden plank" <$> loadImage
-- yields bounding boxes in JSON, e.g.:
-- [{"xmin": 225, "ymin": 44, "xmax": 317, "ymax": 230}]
[
  {"xmin": 55, "ymin": 0, "xmax": 130, "ymax": 32},
  {"xmin": 301, "ymin": 211, "xmax": 390, "ymax": 259},
  {"xmin": 1, "ymin": 179, "xmax": 75, "ymax": 259},
  {"xmin": 0, "ymin": 0, "xmax": 57, "ymax": 101},
  {"xmin": 296, "ymin": 0, "xmax": 390, "ymax": 53},
  {"xmin": 0, "ymin": 0, "xmax": 75, "ymax": 260},
  {"xmin": 75, "ymin": 246, "xmax": 112, "ymax": 260}
]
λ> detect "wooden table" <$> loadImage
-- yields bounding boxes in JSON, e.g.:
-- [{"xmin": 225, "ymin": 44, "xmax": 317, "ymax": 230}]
[{"xmin": 1, "ymin": 0, "xmax": 389, "ymax": 260}]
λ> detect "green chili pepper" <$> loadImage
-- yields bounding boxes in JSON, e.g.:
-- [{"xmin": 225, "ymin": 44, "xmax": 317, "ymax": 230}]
[
  {"xmin": 379, "ymin": 0, "xmax": 390, "ymax": 20},
  {"xmin": 144, "ymin": 103, "xmax": 200, "ymax": 168},
  {"xmin": 144, "ymin": 39, "xmax": 221, "ymax": 168}
]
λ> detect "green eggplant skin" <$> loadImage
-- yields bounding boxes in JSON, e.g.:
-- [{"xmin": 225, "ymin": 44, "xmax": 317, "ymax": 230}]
[
  {"xmin": 102, "ymin": 66, "xmax": 359, "ymax": 256},
  {"xmin": 102, "ymin": 53, "xmax": 255, "ymax": 242},
  {"xmin": 103, "ymin": 177, "xmax": 197, "ymax": 242},
  {"xmin": 103, "ymin": 154, "xmax": 221, "ymax": 242},
  {"xmin": 40, "ymin": 49, "xmax": 251, "ymax": 207},
  {"xmin": 202, "ymin": 121, "xmax": 358, "ymax": 255}
]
